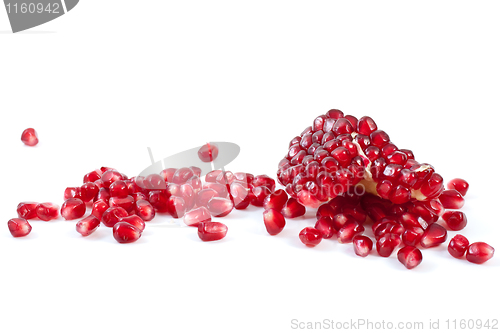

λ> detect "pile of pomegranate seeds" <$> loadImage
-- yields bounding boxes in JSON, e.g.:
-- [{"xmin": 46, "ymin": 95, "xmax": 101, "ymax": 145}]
[{"xmin": 21, "ymin": 128, "xmax": 38, "ymax": 146}]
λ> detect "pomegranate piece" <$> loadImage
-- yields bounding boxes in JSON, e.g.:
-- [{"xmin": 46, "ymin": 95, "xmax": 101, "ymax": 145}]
[
  {"xmin": 119, "ymin": 215, "xmax": 145, "ymax": 232},
  {"xmin": 109, "ymin": 195, "xmax": 135, "ymax": 214},
  {"xmin": 36, "ymin": 203, "xmax": 59, "ymax": 221},
  {"xmin": 230, "ymin": 182, "xmax": 251, "ymax": 210},
  {"xmin": 21, "ymin": 128, "xmax": 38, "ymax": 146},
  {"xmin": 148, "ymin": 190, "xmax": 170, "ymax": 213},
  {"xmin": 207, "ymin": 197, "xmax": 233, "ymax": 217},
  {"xmin": 17, "ymin": 202, "xmax": 38, "ymax": 219},
  {"xmin": 337, "ymin": 221, "xmax": 364, "ymax": 244},
  {"xmin": 439, "ymin": 189, "xmax": 465, "ymax": 209},
  {"xmin": 76, "ymin": 215, "xmax": 100, "ymax": 236},
  {"xmin": 198, "ymin": 143, "xmax": 219, "ymax": 162},
  {"xmin": 196, "ymin": 188, "xmax": 219, "ymax": 208},
  {"xmin": 420, "ymin": 223, "xmax": 447, "ymax": 248},
  {"xmin": 466, "ymin": 242, "xmax": 495, "ymax": 264},
  {"xmin": 83, "ymin": 170, "xmax": 102, "ymax": 183},
  {"xmin": 442, "ymin": 211, "xmax": 467, "ymax": 231},
  {"xmin": 448, "ymin": 234, "xmax": 470, "ymax": 258},
  {"xmin": 352, "ymin": 235, "xmax": 373, "ymax": 257},
  {"xmin": 298, "ymin": 227, "xmax": 322, "ymax": 247},
  {"xmin": 198, "ymin": 221, "xmax": 228, "ymax": 241},
  {"xmin": 376, "ymin": 233, "xmax": 401, "ymax": 257},
  {"xmin": 402, "ymin": 227, "xmax": 424, "ymax": 247},
  {"xmin": 252, "ymin": 175, "xmax": 276, "ymax": 192},
  {"xmin": 397, "ymin": 246, "xmax": 423, "ymax": 269},
  {"xmin": 64, "ymin": 187, "xmax": 82, "ymax": 200},
  {"xmin": 281, "ymin": 198, "xmax": 306, "ymax": 218},
  {"xmin": 183, "ymin": 206, "xmax": 211, "ymax": 227},
  {"xmin": 205, "ymin": 170, "xmax": 223, "ymax": 183},
  {"xmin": 91, "ymin": 199, "xmax": 109, "ymax": 220},
  {"xmin": 60, "ymin": 198, "xmax": 86, "ymax": 220},
  {"xmin": 101, "ymin": 170, "xmax": 125, "ymax": 188},
  {"xmin": 447, "ymin": 178, "xmax": 469, "ymax": 196},
  {"xmin": 79, "ymin": 182, "xmax": 99, "ymax": 203},
  {"xmin": 314, "ymin": 216, "xmax": 336, "ymax": 239},
  {"xmin": 250, "ymin": 186, "xmax": 272, "ymax": 207},
  {"xmin": 134, "ymin": 200, "xmax": 155, "ymax": 221},
  {"xmin": 113, "ymin": 222, "xmax": 142, "ymax": 244},
  {"xmin": 263, "ymin": 209, "xmax": 286, "ymax": 236},
  {"xmin": 109, "ymin": 180, "xmax": 130, "ymax": 198},
  {"xmin": 8, "ymin": 218, "xmax": 32, "ymax": 237},
  {"xmin": 101, "ymin": 207, "xmax": 128, "ymax": 227},
  {"xmin": 167, "ymin": 195, "xmax": 187, "ymax": 218},
  {"xmin": 263, "ymin": 189, "xmax": 288, "ymax": 211}
]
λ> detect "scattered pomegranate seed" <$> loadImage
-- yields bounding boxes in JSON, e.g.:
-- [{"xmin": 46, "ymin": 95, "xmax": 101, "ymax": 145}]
[
  {"xmin": 402, "ymin": 227, "xmax": 424, "ymax": 247},
  {"xmin": 109, "ymin": 195, "xmax": 135, "ymax": 214},
  {"xmin": 119, "ymin": 215, "xmax": 146, "ymax": 232},
  {"xmin": 448, "ymin": 234, "xmax": 469, "ymax": 258},
  {"xmin": 439, "ymin": 189, "xmax": 465, "ymax": 209},
  {"xmin": 207, "ymin": 197, "xmax": 233, "ymax": 217},
  {"xmin": 8, "ymin": 218, "xmax": 32, "ymax": 237},
  {"xmin": 167, "ymin": 196, "xmax": 187, "ymax": 218},
  {"xmin": 109, "ymin": 180, "xmax": 130, "ymax": 198},
  {"xmin": 253, "ymin": 175, "xmax": 276, "ymax": 192},
  {"xmin": 60, "ymin": 198, "xmax": 86, "ymax": 220},
  {"xmin": 17, "ymin": 202, "xmax": 38, "ymax": 219},
  {"xmin": 148, "ymin": 190, "xmax": 170, "ymax": 213},
  {"xmin": 64, "ymin": 187, "xmax": 82, "ymax": 200},
  {"xmin": 198, "ymin": 143, "xmax": 219, "ymax": 162},
  {"xmin": 36, "ymin": 202, "xmax": 59, "ymax": 221},
  {"xmin": 83, "ymin": 170, "xmax": 102, "ymax": 183},
  {"xmin": 263, "ymin": 208, "xmax": 286, "ymax": 235},
  {"xmin": 134, "ymin": 199, "xmax": 155, "ymax": 221},
  {"xmin": 447, "ymin": 178, "xmax": 469, "ymax": 196},
  {"xmin": 466, "ymin": 242, "xmax": 495, "ymax": 264},
  {"xmin": 299, "ymin": 227, "xmax": 322, "ymax": 247},
  {"xmin": 376, "ymin": 233, "xmax": 401, "ymax": 257},
  {"xmin": 230, "ymin": 182, "xmax": 251, "ymax": 209},
  {"xmin": 91, "ymin": 200, "xmax": 109, "ymax": 220},
  {"xmin": 263, "ymin": 189, "xmax": 288, "ymax": 211},
  {"xmin": 250, "ymin": 186, "xmax": 272, "ymax": 206},
  {"xmin": 21, "ymin": 128, "xmax": 38, "ymax": 146},
  {"xmin": 397, "ymin": 246, "xmax": 423, "ymax": 269},
  {"xmin": 183, "ymin": 206, "xmax": 211, "ymax": 227},
  {"xmin": 101, "ymin": 207, "xmax": 128, "ymax": 227},
  {"xmin": 198, "ymin": 221, "xmax": 228, "ymax": 241},
  {"xmin": 420, "ymin": 223, "xmax": 447, "ymax": 248},
  {"xmin": 76, "ymin": 215, "xmax": 100, "ymax": 236},
  {"xmin": 314, "ymin": 216, "xmax": 336, "ymax": 239},
  {"xmin": 101, "ymin": 170, "xmax": 124, "ymax": 188},
  {"xmin": 80, "ymin": 182, "xmax": 99, "ymax": 203},
  {"xmin": 113, "ymin": 222, "xmax": 142, "ymax": 244},
  {"xmin": 337, "ymin": 221, "xmax": 364, "ymax": 244},
  {"xmin": 442, "ymin": 211, "xmax": 467, "ymax": 231},
  {"xmin": 281, "ymin": 198, "xmax": 306, "ymax": 218},
  {"xmin": 196, "ymin": 188, "xmax": 219, "ymax": 208},
  {"xmin": 352, "ymin": 235, "xmax": 373, "ymax": 257}
]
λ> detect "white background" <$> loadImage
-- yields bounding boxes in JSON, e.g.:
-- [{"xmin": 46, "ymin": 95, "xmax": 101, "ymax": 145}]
[{"xmin": 1, "ymin": 1, "xmax": 499, "ymax": 332}]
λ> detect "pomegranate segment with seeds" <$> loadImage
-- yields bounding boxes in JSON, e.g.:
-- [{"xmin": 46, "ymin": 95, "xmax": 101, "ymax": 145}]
[
  {"xmin": 299, "ymin": 227, "xmax": 322, "ymax": 247},
  {"xmin": 17, "ymin": 202, "xmax": 39, "ymax": 219},
  {"xmin": 263, "ymin": 209, "xmax": 286, "ymax": 235},
  {"xmin": 76, "ymin": 215, "xmax": 100, "ymax": 236},
  {"xmin": 198, "ymin": 222, "xmax": 228, "ymax": 242},
  {"xmin": 113, "ymin": 222, "xmax": 142, "ymax": 244},
  {"xmin": 8, "ymin": 218, "xmax": 32, "ymax": 237},
  {"xmin": 397, "ymin": 246, "xmax": 423, "ymax": 270},
  {"xmin": 36, "ymin": 203, "xmax": 59, "ymax": 221},
  {"xmin": 60, "ymin": 198, "xmax": 86, "ymax": 220},
  {"xmin": 21, "ymin": 128, "xmax": 38, "ymax": 146},
  {"xmin": 466, "ymin": 242, "xmax": 495, "ymax": 264}
]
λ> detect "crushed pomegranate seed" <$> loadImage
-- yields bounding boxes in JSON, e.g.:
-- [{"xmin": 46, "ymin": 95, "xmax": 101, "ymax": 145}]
[
  {"xmin": 8, "ymin": 218, "xmax": 32, "ymax": 237},
  {"xmin": 21, "ymin": 128, "xmax": 38, "ymax": 146}
]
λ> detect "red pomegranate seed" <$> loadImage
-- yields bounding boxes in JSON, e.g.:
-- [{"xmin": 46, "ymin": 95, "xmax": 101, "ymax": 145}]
[
  {"xmin": 95, "ymin": 187, "xmax": 110, "ymax": 204},
  {"xmin": 205, "ymin": 170, "xmax": 223, "ymax": 183},
  {"xmin": 357, "ymin": 116, "xmax": 378, "ymax": 135},
  {"xmin": 83, "ymin": 170, "xmax": 102, "ymax": 183},
  {"xmin": 8, "ymin": 218, "xmax": 32, "ymax": 237},
  {"xmin": 281, "ymin": 198, "xmax": 306, "ymax": 218},
  {"xmin": 198, "ymin": 221, "xmax": 228, "ymax": 241},
  {"xmin": 397, "ymin": 246, "xmax": 423, "ymax": 269},
  {"xmin": 91, "ymin": 199, "xmax": 109, "ymax": 220},
  {"xmin": 166, "ymin": 183, "xmax": 182, "ymax": 197},
  {"xmin": 101, "ymin": 207, "xmax": 128, "ymax": 227},
  {"xmin": 263, "ymin": 189, "xmax": 288, "ymax": 210},
  {"xmin": 167, "ymin": 196, "xmax": 187, "ymax": 218},
  {"xmin": 109, "ymin": 180, "xmax": 130, "ymax": 198},
  {"xmin": 230, "ymin": 182, "xmax": 250, "ymax": 209},
  {"xmin": 263, "ymin": 209, "xmax": 286, "ymax": 236},
  {"xmin": 447, "ymin": 178, "xmax": 469, "ymax": 197},
  {"xmin": 442, "ymin": 211, "xmax": 467, "ymax": 231},
  {"xmin": 76, "ymin": 215, "xmax": 100, "ymax": 236},
  {"xmin": 337, "ymin": 221, "xmax": 364, "ymax": 244},
  {"xmin": 203, "ymin": 182, "xmax": 229, "ymax": 198},
  {"xmin": 36, "ymin": 202, "xmax": 59, "ymax": 221},
  {"xmin": 196, "ymin": 188, "xmax": 219, "ymax": 208},
  {"xmin": 80, "ymin": 182, "xmax": 99, "ymax": 203},
  {"xmin": 21, "ymin": 128, "xmax": 38, "ymax": 146},
  {"xmin": 160, "ymin": 168, "xmax": 177, "ymax": 183},
  {"xmin": 402, "ymin": 227, "xmax": 424, "ymax": 247},
  {"xmin": 314, "ymin": 216, "xmax": 336, "ymax": 239},
  {"xmin": 134, "ymin": 199, "xmax": 155, "ymax": 221},
  {"xmin": 109, "ymin": 195, "xmax": 135, "ymax": 214},
  {"xmin": 250, "ymin": 186, "xmax": 272, "ymax": 207},
  {"xmin": 61, "ymin": 198, "xmax": 86, "ymax": 220},
  {"xmin": 119, "ymin": 215, "xmax": 145, "ymax": 232},
  {"xmin": 398, "ymin": 212, "xmax": 422, "ymax": 229},
  {"xmin": 252, "ymin": 175, "xmax": 276, "ymax": 192},
  {"xmin": 172, "ymin": 167, "xmax": 195, "ymax": 185},
  {"xmin": 101, "ymin": 170, "xmax": 125, "ymax": 188},
  {"xmin": 17, "ymin": 202, "xmax": 38, "ymax": 219},
  {"xmin": 439, "ymin": 189, "xmax": 465, "ymax": 209},
  {"xmin": 448, "ymin": 234, "xmax": 470, "ymax": 258},
  {"xmin": 143, "ymin": 174, "xmax": 166, "ymax": 190},
  {"xmin": 466, "ymin": 242, "xmax": 494, "ymax": 264},
  {"xmin": 352, "ymin": 235, "xmax": 373, "ymax": 257},
  {"xmin": 183, "ymin": 206, "xmax": 211, "ymax": 227},
  {"xmin": 420, "ymin": 223, "xmax": 447, "ymax": 248},
  {"xmin": 207, "ymin": 197, "xmax": 233, "ymax": 217},
  {"xmin": 148, "ymin": 190, "xmax": 170, "ymax": 213},
  {"xmin": 180, "ymin": 183, "xmax": 196, "ymax": 210},
  {"xmin": 64, "ymin": 187, "xmax": 82, "ymax": 200},
  {"xmin": 331, "ymin": 213, "xmax": 357, "ymax": 231},
  {"xmin": 131, "ymin": 192, "xmax": 147, "ymax": 202},
  {"xmin": 316, "ymin": 203, "xmax": 337, "ymax": 220},
  {"xmin": 216, "ymin": 171, "xmax": 235, "ymax": 185},
  {"xmin": 376, "ymin": 233, "xmax": 402, "ymax": 257},
  {"xmin": 234, "ymin": 172, "xmax": 254, "ymax": 185},
  {"xmin": 113, "ymin": 222, "xmax": 142, "ymax": 244},
  {"xmin": 198, "ymin": 143, "xmax": 219, "ymax": 162},
  {"xmin": 299, "ymin": 227, "xmax": 322, "ymax": 247}
]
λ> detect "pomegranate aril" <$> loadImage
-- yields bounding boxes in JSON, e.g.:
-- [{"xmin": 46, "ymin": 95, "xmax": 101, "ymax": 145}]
[
  {"xmin": 91, "ymin": 199, "xmax": 109, "ymax": 220},
  {"xmin": 17, "ymin": 202, "xmax": 38, "ymax": 219},
  {"xmin": 134, "ymin": 200, "xmax": 155, "ymax": 221},
  {"xmin": 466, "ymin": 242, "xmax": 494, "ymax": 264},
  {"xmin": 109, "ymin": 195, "xmax": 135, "ymax": 214},
  {"xmin": 148, "ymin": 190, "xmax": 170, "ymax": 213},
  {"xmin": 397, "ymin": 246, "xmax": 423, "ymax": 270},
  {"xmin": 281, "ymin": 198, "xmax": 306, "ymax": 218},
  {"xmin": 8, "ymin": 218, "xmax": 32, "ymax": 237},
  {"xmin": 167, "ymin": 195, "xmax": 187, "ymax": 218},
  {"xmin": 207, "ymin": 197, "xmax": 234, "ymax": 217},
  {"xmin": 216, "ymin": 171, "xmax": 235, "ymax": 185},
  {"xmin": 36, "ymin": 202, "xmax": 59, "ymax": 221},
  {"xmin": 172, "ymin": 167, "xmax": 195, "ymax": 185},
  {"xmin": 230, "ymin": 182, "xmax": 251, "ymax": 209},
  {"xmin": 80, "ymin": 182, "xmax": 99, "ymax": 203},
  {"xmin": 326, "ymin": 109, "xmax": 344, "ymax": 120},
  {"xmin": 184, "ymin": 206, "xmax": 211, "ymax": 227},
  {"xmin": 250, "ymin": 186, "xmax": 272, "ymax": 207},
  {"xmin": 198, "ymin": 221, "xmax": 228, "ymax": 241},
  {"xmin": 101, "ymin": 170, "xmax": 124, "ymax": 188},
  {"xmin": 119, "ymin": 215, "xmax": 145, "ymax": 232},
  {"xmin": 389, "ymin": 185, "xmax": 411, "ymax": 204},
  {"xmin": 101, "ymin": 207, "xmax": 128, "ymax": 227},
  {"xmin": 447, "ymin": 178, "xmax": 469, "ymax": 197},
  {"xmin": 448, "ymin": 234, "xmax": 469, "ymax": 258},
  {"xmin": 203, "ymin": 182, "xmax": 229, "ymax": 198},
  {"xmin": 331, "ymin": 213, "xmax": 357, "ymax": 231},
  {"xmin": 314, "ymin": 216, "xmax": 335, "ymax": 239},
  {"xmin": 205, "ymin": 170, "xmax": 223, "ymax": 183},
  {"xmin": 376, "ymin": 233, "xmax": 401, "ymax": 257},
  {"xmin": 420, "ymin": 172, "xmax": 444, "ymax": 199},
  {"xmin": 61, "ymin": 198, "xmax": 86, "ymax": 220},
  {"xmin": 337, "ymin": 221, "xmax": 364, "ymax": 244},
  {"xmin": 357, "ymin": 116, "xmax": 378, "ymax": 135},
  {"xmin": 420, "ymin": 223, "xmax": 447, "ymax": 248},
  {"xmin": 252, "ymin": 175, "xmax": 276, "ymax": 192},
  {"xmin": 402, "ymin": 227, "xmax": 424, "ymax": 247},
  {"xmin": 442, "ymin": 211, "xmax": 467, "ymax": 231},
  {"xmin": 113, "ymin": 222, "xmax": 142, "ymax": 244},
  {"xmin": 439, "ymin": 189, "xmax": 465, "ymax": 209},
  {"xmin": 64, "ymin": 187, "xmax": 82, "ymax": 200},
  {"xmin": 76, "ymin": 215, "xmax": 100, "ymax": 236},
  {"xmin": 353, "ymin": 235, "xmax": 373, "ymax": 257},
  {"xmin": 263, "ymin": 189, "xmax": 288, "ymax": 210},
  {"xmin": 234, "ymin": 172, "xmax": 254, "ymax": 184},
  {"xmin": 83, "ymin": 170, "xmax": 102, "ymax": 183},
  {"xmin": 298, "ymin": 227, "xmax": 322, "ymax": 247},
  {"xmin": 198, "ymin": 143, "xmax": 219, "ymax": 162},
  {"xmin": 109, "ymin": 180, "xmax": 130, "ymax": 198},
  {"xmin": 95, "ymin": 187, "xmax": 110, "ymax": 204},
  {"xmin": 196, "ymin": 188, "xmax": 219, "ymax": 208},
  {"xmin": 21, "ymin": 128, "xmax": 38, "ymax": 146},
  {"xmin": 180, "ymin": 183, "xmax": 196, "ymax": 210},
  {"xmin": 263, "ymin": 209, "xmax": 286, "ymax": 235}
]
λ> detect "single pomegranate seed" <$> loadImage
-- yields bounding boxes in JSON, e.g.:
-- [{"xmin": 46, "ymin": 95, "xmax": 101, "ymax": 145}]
[
  {"xmin": 402, "ymin": 227, "xmax": 424, "ymax": 247},
  {"xmin": 420, "ymin": 223, "xmax": 447, "ymax": 248},
  {"xmin": 101, "ymin": 170, "xmax": 124, "ymax": 188},
  {"xmin": 466, "ymin": 242, "xmax": 495, "ymax": 264},
  {"xmin": 143, "ymin": 173, "xmax": 167, "ymax": 190},
  {"xmin": 113, "ymin": 222, "xmax": 142, "ymax": 244},
  {"xmin": 109, "ymin": 180, "xmax": 130, "ymax": 198},
  {"xmin": 148, "ymin": 190, "xmax": 170, "ymax": 213},
  {"xmin": 447, "ymin": 178, "xmax": 469, "ymax": 196},
  {"xmin": 76, "ymin": 215, "xmax": 100, "ymax": 236},
  {"xmin": 203, "ymin": 182, "xmax": 229, "ymax": 198},
  {"xmin": 230, "ymin": 182, "xmax": 250, "ymax": 209},
  {"xmin": 281, "ymin": 198, "xmax": 306, "ymax": 218},
  {"xmin": 198, "ymin": 221, "xmax": 228, "ymax": 241},
  {"xmin": 439, "ymin": 189, "xmax": 465, "ymax": 209},
  {"xmin": 250, "ymin": 186, "xmax": 272, "ymax": 206},
  {"xmin": 263, "ymin": 189, "xmax": 288, "ymax": 210},
  {"xmin": 167, "ymin": 195, "xmax": 187, "ymax": 218},
  {"xmin": 298, "ymin": 227, "xmax": 322, "ymax": 247},
  {"xmin": 83, "ymin": 170, "xmax": 102, "ymax": 183},
  {"xmin": 207, "ymin": 197, "xmax": 233, "ymax": 217},
  {"xmin": 376, "ymin": 233, "xmax": 402, "ymax": 257},
  {"xmin": 398, "ymin": 212, "xmax": 422, "ymax": 229},
  {"xmin": 215, "ymin": 171, "xmax": 235, "ymax": 185},
  {"xmin": 21, "ymin": 128, "xmax": 38, "ymax": 146},
  {"xmin": 198, "ymin": 143, "xmax": 219, "ymax": 162},
  {"xmin": 183, "ymin": 206, "xmax": 211, "ymax": 227},
  {"xmin": 91, "ymin": 199, "xmax": 109, "ymax": 220},
  {"xmin": 60, "ymin": 198, "xmax": 86, "ymax": 220},
  {"xmin": 337, "ymin": 221, "xmax": 364, "ymax": 244},
  {"xmin": 442, "ymin": 211, "xmax": 467, "ymax": 231},
  {"xmin": 448, "ymin": 234, "xmax": 470, "ymax": 258},
  {"xmin": 172, "ymin": 167, "xmax": 195, "ymax": 185},
  {"xmin": 180, "ymin": 183, "xmax": 196, "ymax": 210},
  {"xmin": 134, "ymin": 200, "xmax": 155, "ymax": 221},
  {"xmin": 109, "ymin": 195, "xmax": 135, "ymax": 213},
  {"xmin": 263, "ymin": 209, "xmax": 286, "ymax": 236},
  {"xmin": 36, "ymin": 202, "xmax": 59, "ymax": 221},
  {"xmin": 357, "ymin": 116, "xmax": 378, "ymax": 135},
  {"xmin": 205, "ymin": 170, "xmax": 223, "ymax": 183},
  {"xmin": 314, "ymin": 216, "xmax": 336, "ymax": 239},
  {"xmin": 119, "ymin": 215, "xmax": 145, "ymax": 232},
  {"xmin": 397, "ymin": 246, "xmax": 423, "ymax": 270},
  {"xmin": 101, "ymin": 207, "xmax": 128, "ymax": 227},
  {"xmin": 64, "ymin": 187, "xmax": 82, "ymax": 200},
  {"xmin": 196, "ymin": 188, "xmax": 219, "ymax": 207},
  {"xmin": 80, "ymin": 182, "xmax": 99, "ymax": 203},
  {"xmin": 160, "ymin": 168, "xmax": 177, "ymax": 183},
  {"xmin": 252, "ymin": 175, "xmax": 276, "ymax": 192},
  {"xmin": 331, "ymin": 213, "xmax": 358, "ymax": 231},
  {"xmin": 17, "ymin": 202, "xmax": 38, "ymax": 219},
  {"xmin": 8, "ymin": 218, "xmax": 32, "ymax": 237},
  {"xmin": 95, "ymin": 187, "xmax": 110, "ymax": 204},
  {"xmin": 352, "ymin": 235, "xmax": 373, "ymax": 257}
]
